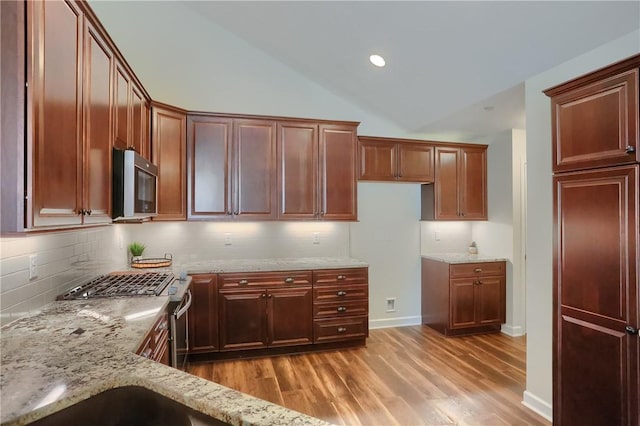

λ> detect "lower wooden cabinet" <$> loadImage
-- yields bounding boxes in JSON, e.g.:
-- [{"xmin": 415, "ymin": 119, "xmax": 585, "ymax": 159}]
[
  {"xmin": 421, "ymin": 258, "xmax": 505, "ymax": 336},
  {"xmin": 312, "ymin": 268, "xmax": 369, "ymax": 343},
  {"xmin": 218, "ymin": 271, "xmax": 313, "ymax": 351},
  {"xmin": 189, "ymin": 266, "xmax": 368, "ymax": 358},
  {"xmin": 187, "ymin": 274, "xmax": 218, "ymax": 353},
  {"xmin": 136, "ymin": 312, "xmax": 170, "ymax": 365}
]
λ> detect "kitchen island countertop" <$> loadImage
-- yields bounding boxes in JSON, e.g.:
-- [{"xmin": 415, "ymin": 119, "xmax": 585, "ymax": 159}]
[
  {"xmin": 0, "ymin": 293, "xmax": 331, "ymax": 426},
  {"xmin": 421, "ymin": 253, "xmax": 508, "ymax": 263}
]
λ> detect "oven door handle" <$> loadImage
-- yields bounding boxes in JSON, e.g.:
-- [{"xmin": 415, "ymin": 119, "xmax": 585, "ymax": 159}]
[{"xmin": 174, "ymin": 289, "xmax": 192, "ymax": 319}]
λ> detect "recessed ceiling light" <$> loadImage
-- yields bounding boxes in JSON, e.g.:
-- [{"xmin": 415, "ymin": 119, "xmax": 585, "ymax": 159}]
[{"xmin": 369, "ymin": 54, "xmax": 386, "ymax": 67}]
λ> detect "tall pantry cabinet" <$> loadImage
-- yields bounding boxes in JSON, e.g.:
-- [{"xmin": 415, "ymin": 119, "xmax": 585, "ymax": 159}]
[{"xmin": 545, "ymin": 54, "xmax": 639, "ymax": 426}]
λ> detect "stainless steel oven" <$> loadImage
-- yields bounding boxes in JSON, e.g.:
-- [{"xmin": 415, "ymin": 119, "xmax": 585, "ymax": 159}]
[{"xmin": 170, "ymin": 289, "xmax": 192, "ymax": 371}]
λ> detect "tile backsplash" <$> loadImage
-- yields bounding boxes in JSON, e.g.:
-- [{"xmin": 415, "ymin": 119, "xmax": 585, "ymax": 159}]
[
  {"xmin": 0, "ymin": 227, "xmax": 120, "ymax": 325},
  {"xmin": 116, "ymin": 221, "xmax": 350, "ymax": 264},
  {"xmin": 0, "ymin": 221, "xmax": 350, "ymax": 325}
]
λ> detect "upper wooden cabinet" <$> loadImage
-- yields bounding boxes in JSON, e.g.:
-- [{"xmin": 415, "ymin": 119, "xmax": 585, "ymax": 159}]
[
  {"xmin": 421, "ymin": 145, "xmax": 487, "ymax": 221},
  {"xmin": 358, "ymin": 136, "xmax": 434, "ymax": 183},
  {"xmin": 152, "ymin": 103, "xmax": 187, "ymax": 221},
  {"xmin": 187, "ymin": 114, "xmax": 277, "ymax": 220},
  {"xmin": 545, "ymin": 56, "xmax": 640, "ymax": 172},
  {"xmin": 318, "ymin": 124, "xmax": 358, "ymax": 220},
  {"xmin": 27, "ymin": 0, "xmax": 113, "ymax": 228},
  {"xmin": 278, "ymin": 122, "xmax": 358, "ymax": 220},
  {"xmin": 114, "ymin": 62, "xmax": 150, "ymax": 159}
]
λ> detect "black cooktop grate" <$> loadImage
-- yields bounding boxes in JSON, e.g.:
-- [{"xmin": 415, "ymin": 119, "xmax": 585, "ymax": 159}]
[{"xmin": 58, "ymin": 272, "xmax": 174, "ymax": 300}]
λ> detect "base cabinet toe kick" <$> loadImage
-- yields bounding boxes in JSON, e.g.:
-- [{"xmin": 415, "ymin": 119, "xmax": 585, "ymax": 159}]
[{"xmin": 187, "ymin": 267, "xmax": 369, "ymax": 361}]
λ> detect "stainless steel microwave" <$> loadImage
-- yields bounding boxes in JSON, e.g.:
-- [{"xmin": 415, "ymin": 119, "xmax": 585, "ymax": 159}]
[{"xmin": 112, "ymin": 149, "xmax": 158, "ymax": 221}]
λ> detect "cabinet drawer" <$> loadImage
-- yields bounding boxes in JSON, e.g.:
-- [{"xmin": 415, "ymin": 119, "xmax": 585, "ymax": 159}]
[
  {"xmin": 313, "ymin": 268, "xmax": 368, "ymax": 286},
  {"xmin": 450, "ymin": 262, "xmax": 504, "ymax": 278},
  {"xmin": 313, "ymin": 316, "xmax": 369, "ymax": 343},
  {"xmin": 219, "ymin": 270, "xmax": 312, "ymax": 289},
  {"xmin": 313, "ymin": 284, "xmax": 368, "ymax": 303},
  {"xmin": 313, "ymin": 300, "xmax": 369, "ymax": 318}
]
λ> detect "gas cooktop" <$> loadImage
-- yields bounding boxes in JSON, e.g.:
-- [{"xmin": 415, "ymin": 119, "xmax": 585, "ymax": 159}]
[{"xmin": 58, "ymin": 272, "xmax": 175, "ymax": 300}]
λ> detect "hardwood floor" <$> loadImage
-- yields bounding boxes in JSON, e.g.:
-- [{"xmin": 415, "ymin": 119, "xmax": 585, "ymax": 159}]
[{"xmin": 187, "ymin": 326, "xmax": 550, "ymax": 426}]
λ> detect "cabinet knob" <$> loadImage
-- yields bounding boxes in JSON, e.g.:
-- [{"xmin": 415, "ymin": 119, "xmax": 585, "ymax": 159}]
[
  {"xmin": 86, "ymin": 209, "xmax": 92, "ymax": 216},
  {"xmin": 625, "ymin": 325, "xmax": 638, "ymax": 335},
  {"xmin": 261, "ymin": 293, "xmax": 267, "ymax": 298},
  {"xmin": 337, "ymin": 327, "xmax": 347, "ymax": 333},
  {"xmin": 336, "ymin": 290, "xmax": 347, "ymax": 297},
  {"xmin": 337, "ymin": 306, "xmax": 347, "ymax": 312},
  {"xmin": 268, "ymin": 294, "xmax": 273, "ymax": 298},
  {"xmin": 284, "ymin": 277, "xmax": 294, "ymax": 284},
  {"xmin": 234, "ymin": 211, "xmax": 239, "ymax": 215},
  {"xmin": 474, "ymin": 280, "xmax": 482, "ymax": 285},
  {"xmin": 320, "ymin": 211, "xmax": 325, "ymax": 216},
  {"xmin": 227, "ymin": 211, "xmax": 232, "ymax": 215},
  {"xmin": 337, "ymin": 275, "xmax": 346, "ymax": 280},
  {"xmin": 625, "ymin": 145, "xmax": 636, "ymax": 154},
  {"xmin": 238, "ymin": 279, "xmax": 249, "ymax": 285},
  {"xmin": 474, "ymin": 268, "xmax": 482, "ymax": 273}
]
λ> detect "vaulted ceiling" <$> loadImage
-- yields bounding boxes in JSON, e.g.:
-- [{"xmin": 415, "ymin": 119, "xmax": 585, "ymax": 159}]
[{"xmin": 95, "ymin": 1, "xmax": 640, "ymax": 141}]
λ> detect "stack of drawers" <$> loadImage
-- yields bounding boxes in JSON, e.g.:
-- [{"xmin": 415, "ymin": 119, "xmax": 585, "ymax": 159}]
[
  {"xmin": 312, "ymin": 268, "xmax": 369, "ymax": 343},
  {"xmin": 136, "ymin": 312, "xmax": 169, "ymax": 365}
]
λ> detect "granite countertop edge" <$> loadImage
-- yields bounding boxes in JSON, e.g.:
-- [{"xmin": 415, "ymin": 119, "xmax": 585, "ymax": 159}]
[
  {"xmin": 0, "ymin": 257, "xmax": 365, "ymax": 426},
  {"xmin": 421, "ymin": 253, "xmax": 508, "ymax": 263}
]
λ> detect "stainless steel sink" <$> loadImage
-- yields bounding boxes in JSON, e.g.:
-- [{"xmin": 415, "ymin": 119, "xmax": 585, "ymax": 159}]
[{"xmin": 31, "ymin": 386, "xmax": 231, "ymax": 426}]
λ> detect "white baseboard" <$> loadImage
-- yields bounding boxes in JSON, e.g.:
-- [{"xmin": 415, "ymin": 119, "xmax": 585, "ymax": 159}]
[
  {"xmin": 522, "ymin": 391, "xmax": 553, "ymax": 422},
  {"xmin": 369, "ymin": 316, "xmax": 422, "ymax": 329},
  {"xmin": 501, "ymin": 324, "xmax": 525, "ymax": 337}
]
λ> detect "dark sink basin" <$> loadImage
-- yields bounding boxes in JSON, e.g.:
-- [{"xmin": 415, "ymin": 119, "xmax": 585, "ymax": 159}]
[{"xmin": 31, "ymin": 386, "xmax": 230, "ymax": 426}]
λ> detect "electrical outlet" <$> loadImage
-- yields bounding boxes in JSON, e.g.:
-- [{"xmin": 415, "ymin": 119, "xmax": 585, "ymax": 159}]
[
  {"xmin": 434, "ymin": 231, "xmax": 441, "ymax": 241},
  {"xmin": 312, "ymin": 232, "xmax": 320, "ymax": 245},
  {"xmin": 386, "ymin": 297, "xmax": 396, "ymax": 313},
  {"xmin": 224, "ymin": 233, "xmax": 232, "ymax": 246},
  {"xmin": 29, "ymin": 254, "xmax": 38, "ymax": 280}
]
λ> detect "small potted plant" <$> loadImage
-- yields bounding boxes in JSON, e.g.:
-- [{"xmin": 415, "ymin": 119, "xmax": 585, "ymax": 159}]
[
  {"xmin": 128, "ymin": 242, "xmax": 146, "ymax": 263},
  {"xmin": 468, "ymin": 241, "xmax": 478, "ymax": 254}
]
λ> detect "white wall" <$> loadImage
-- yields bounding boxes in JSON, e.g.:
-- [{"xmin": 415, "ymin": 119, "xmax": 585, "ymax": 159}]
[
  {"xmin": 523, "ymin": 30, "xmax": 639, "ymax": 420},
  {"xmin": 350, "ymin": 183, "xmax": 422, "ymax": 328}
]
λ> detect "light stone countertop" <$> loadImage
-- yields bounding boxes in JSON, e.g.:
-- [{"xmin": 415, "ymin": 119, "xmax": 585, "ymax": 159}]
[
  {"xmin": 421, "ymin": 253, "xmax": 508, "ymax": 264},
  {"xmin": 174, "ymin": 257, "xmax": 369, "ymax": 275},
  {"xmin": 0, "ymin": 268, "xmax": 344, "ymax": 425}
]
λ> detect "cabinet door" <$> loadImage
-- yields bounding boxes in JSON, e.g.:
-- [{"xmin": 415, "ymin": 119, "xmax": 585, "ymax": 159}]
[
  {"xmin": 554, "ymin": 165, "xmax": 638, "ymax": 425},
  {"xmin": 152, "ymin": 105, "xmax": 186, "ymax": 220},
  {"xmin": 450, "ymin": 278, "xmax": 476, "ymax": 328},
  {"xmin": 433, "ymin": 147, "xmax": 460, "ymax": 220},
  {"xmin": 218, "ymin": 289, "xmax": 268, "ymax": 351},
  {"xmin": 82, "ymin": 21, "xmax": 113, "ymax": 225},
  {"xmin": 550, "ymin": 69, "xmax": 639, "ymax": 172},
  {"xmin": 187, "ymin": 116, "xmax": 233, "ymax": 219},
  {"xmin": 113, "ymin": 63, "xmax": 130, "ymax": 150},
  {"xmin": 277, "ymin": 122, "xmax": 318, "ymax": 219},
  {"xmin": 358, "ymin": 138, "xmax": 397, "ymax": 181},
  {"xmin": 188, "ymin": 274, "xmax": 218, "ymax": 354},
  {"xmin": 130, "ymin": 83, "xmax": 148, "ymax": 158},
  {"xmin": 397, "ymin": 142, "xmax": 434, "ymax": 182},
  {"xmin": 29, "ymin": 0, "xmax": 84, "ymax": 227},
  {"xmin": 267, "ymin": 286, "xmax": 313, "ymax": 347},
  {"xmin": 233, "ymin": 119, "xmax": 277, "ymax": 219},
  {"xmin": 475, "ymin": 276, "xmax": 505, "ymax": 325},
  {"xmin": 460, "ymin": 147, "xmax": 487, "ymax": 219},
  {"xmin": 319, "ymin": 124, "xmax": 357, "ymax": 220}
]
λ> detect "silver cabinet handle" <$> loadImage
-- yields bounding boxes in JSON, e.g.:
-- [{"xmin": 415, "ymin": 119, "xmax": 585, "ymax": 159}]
[
  {"xmin": 337, "ymin": 306, "xmax": 347, "ymax": 312},
  {"xmin": 337, "ymin": 275, "xmax": 346, "ymax": 280},
  {"xmin": 337, "ymin": 327, "xmax": 347, "ymax": 333},
  {"xmin": 474, "ymin": 268, "xmax": 482, "ymax": 273},
  {"xmin": 239, "ymin": 279, "xmax": 249, "ymax": 285},
  {"xmin": 284, "ymin": 277, "xmax": 294, "ymax": 284},
  {"xmin": 337, "ymin": 290, "xmax": 347, "ymax": 297},
  {"xmin": 625, "ymin": 145, "xmax": 636, "ymax": 154}
]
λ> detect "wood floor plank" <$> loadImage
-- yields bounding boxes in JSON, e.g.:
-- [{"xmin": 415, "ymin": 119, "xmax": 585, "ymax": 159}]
[{"xmin": 188, "ymin": 326, "xmax": 550, "ymax": 426}]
